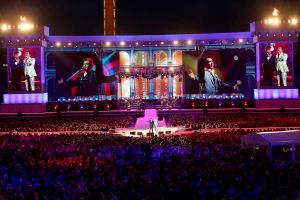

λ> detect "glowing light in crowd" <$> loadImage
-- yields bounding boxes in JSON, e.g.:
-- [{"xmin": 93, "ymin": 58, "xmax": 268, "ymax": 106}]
[
  {"xmin": 105, "ymin": 41, "xmax": 111, "ymax": 46},
  {"xmin": 54, "ymin": 105, "xmax": 58, "ymax": 111},
  {"xmin": 173, "ymin": 40, "xmax": 178, "ymax": 45},
  {"xmin": 187, "ymin": 40, "xmax": 192, "ymax": 45},
  {"xmin": 120, "ymin": 41, "xmax": 125, "ymax": 46},
  {"xmin": 80, "ymin": 104, "xmax": 84, "ymax": 110}
]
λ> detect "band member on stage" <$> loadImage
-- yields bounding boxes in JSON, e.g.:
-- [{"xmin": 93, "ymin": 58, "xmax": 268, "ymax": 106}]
[
  {"xmin": 24, "ymin": 51, "xmax": 37, "ymax": 91},
  {"xmin": 275, "ymin": 47, "xmax": 289, "ymax": 86},
  {"xmin": 153, "ymin": 118, "xmax": 158, "ymax": 133},
  {"xmin": 9, "ymin": 51, "xmax": 23, "ymax": 91},
  {"xmin": 149, "ymin": 118, "xmax": 154, "ymax": 134},
  {"xmin": 67, "ymin": 57, "xmax": 98, "ymax": 97},
  {"xmin": 261, "ymin": 45, "xmax": 276, "ymax": 86}
]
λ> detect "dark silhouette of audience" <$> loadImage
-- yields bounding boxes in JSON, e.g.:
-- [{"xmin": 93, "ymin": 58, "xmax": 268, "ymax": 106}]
[{"xmin": 0, "ymin": 114, "xmax": 299, "ymax": 199}]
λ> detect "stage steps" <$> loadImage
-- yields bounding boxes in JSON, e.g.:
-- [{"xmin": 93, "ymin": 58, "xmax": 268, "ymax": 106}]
[
  {"xmin": 143, "ymin": 99, "xmax": 162, "ymax": 109},
  {"xmin": 129, "ymin": 103, "xmax": 141, "ymax": 110},
  {"xmin": 143, "ymin": 104, "xmax": 162, "ymax": 109}
]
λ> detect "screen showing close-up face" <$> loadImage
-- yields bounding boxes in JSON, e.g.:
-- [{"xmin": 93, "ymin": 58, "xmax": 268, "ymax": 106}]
[
  {"xmin": 183, "ymin": 47, "xmax": 255, "ymax": 97},
  {"xmin": 47, "ymin": 49, "xmax": 119, "ymax": 101},
  {"xmin": 259, "ymin": 43, "xmax": 294, "ymax": 88},
  {"xmin": 7, "ymin": 47, "xmax": 41, "ymax": 93}
]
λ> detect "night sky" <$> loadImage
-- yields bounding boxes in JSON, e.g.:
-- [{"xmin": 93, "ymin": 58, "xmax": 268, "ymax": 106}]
[{"xmin": 0, "ymin": 0, "xmax": 299, "ymax": 36}]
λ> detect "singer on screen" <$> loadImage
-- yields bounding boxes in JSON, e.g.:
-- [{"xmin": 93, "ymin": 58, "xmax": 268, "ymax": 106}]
[
  {"xmin": 275, "ymin": 47, "xmax": 289, "ymax": 86},
  {"xmin": 24, "ymin": 51, "xmax": 37, "ymax": 92},
  {"xmin": 203, "ymin": 57, "xmax": 241, "ymax": 94},
  {"xmin": 67, "ymin": 57, "xmax": 98, "ymax": 97}
]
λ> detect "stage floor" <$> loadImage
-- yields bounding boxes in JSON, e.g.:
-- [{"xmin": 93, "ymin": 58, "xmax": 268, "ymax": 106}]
[
  {"xmin": 115, "ymin": 126, "xmax": 186, "ymax": 137},
  {"xmin": 1, "ymin": 127, "xmax": 298, "ymax": 137}
]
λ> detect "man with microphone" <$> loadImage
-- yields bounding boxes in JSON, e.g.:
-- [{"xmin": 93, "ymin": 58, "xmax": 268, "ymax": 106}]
[
  {"xmin": 67, "ymin": 57, "xmax": 98, "ymax": 97},
  {"xmin": 202, "ymin": 57, "xmax": 241, "ymax": 95},
  {"xmin": 23, "ymin": 51, "xmax": 37, "ymax": 92},
  {"xmin": 275, "ymin": 47, "xmax": 289, "ymax": 86}
]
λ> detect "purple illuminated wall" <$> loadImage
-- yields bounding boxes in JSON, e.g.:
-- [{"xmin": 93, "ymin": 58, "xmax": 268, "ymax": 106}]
[
  {"xmin": 3, "ymin": 93, "xmax": 48, "ymax": 104},
  {"xmin": 254, "ymin": 89, "xmax": 299, "ymax": 99}
]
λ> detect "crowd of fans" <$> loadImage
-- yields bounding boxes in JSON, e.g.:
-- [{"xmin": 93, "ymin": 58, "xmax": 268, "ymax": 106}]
[
  {"xmin": 0, "ymin": 113, "xmax": 299, "ymax": 199},
  {"xmin": 0, "ymin": 131, "xmax": 299, "ymax": 199},
  {"xmin": 168, "ymin": 113, "xmax": 300, "ymax": 129},
  {"xmin": 0, "ymin": 113, "xmax": 299, "ymax": 133},
  {"xmin": 0, "ymin": 116, "xmax": 133, "ymax": 132}
]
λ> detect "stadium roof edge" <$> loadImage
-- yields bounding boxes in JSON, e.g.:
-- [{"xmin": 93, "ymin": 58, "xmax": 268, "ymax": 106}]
[{"xmin": 48, "ymin": 32, "xmax": 252, "ymax": 42}]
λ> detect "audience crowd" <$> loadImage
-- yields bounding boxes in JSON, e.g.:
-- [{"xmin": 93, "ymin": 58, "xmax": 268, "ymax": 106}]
[
  {"xmin": 0, "ymin": 131, "xmax": 299, "ymax": 200},
  {"xmin": 0, "ymin": 116, "xmax": 133, "ymax": 132},
  {"xmin": 0, "ymin": 113, "xmax": 299, "ymax": 199},
  {"xmin": 0, "ymin": 113, "xmax": 299, "ymax": 133},
  {"xmin": 168, "ymin": 114, "xmax": 300, "ymax": 129}
]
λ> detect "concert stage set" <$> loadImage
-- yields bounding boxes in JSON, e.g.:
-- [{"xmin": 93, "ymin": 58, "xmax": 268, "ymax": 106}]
[
  {"xmin": 0, "ymin": 11, "xmax": 300, "ymax": 114},
  {"xmin": 115, "ymin": 109, "xmax": 185, "ymax": 137}
]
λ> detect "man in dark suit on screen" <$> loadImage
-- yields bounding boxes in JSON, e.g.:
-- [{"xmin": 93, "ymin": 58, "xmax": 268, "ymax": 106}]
[
  {"xmin": 9, "ymin": 51, "xmax": 23, "ymax": 91},
  {"xmin": 261, "ymin": 45, "xmax": 276, "ymax": 86}
]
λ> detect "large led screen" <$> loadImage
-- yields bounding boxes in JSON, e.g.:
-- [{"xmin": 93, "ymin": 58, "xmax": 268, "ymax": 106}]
[
  {"xmin": 46, "ymin": 49, "xmax": 119, "ymax": 101},
  {"xmin": 7, "ymin": 48, "xmax": 42, "ymax": 93},
  {"xmin": 259, "ymin": 43, "xmax": 294, "ymax": 88},
  {"xmin": 183, "ymin": 47, "xmax": 255, "ymax": 97}
]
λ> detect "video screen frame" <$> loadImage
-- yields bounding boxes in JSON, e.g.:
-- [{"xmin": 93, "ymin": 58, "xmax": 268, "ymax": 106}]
[{"xmin": 7, "ymin": 47, "xmax": 43, "ymax": 93}]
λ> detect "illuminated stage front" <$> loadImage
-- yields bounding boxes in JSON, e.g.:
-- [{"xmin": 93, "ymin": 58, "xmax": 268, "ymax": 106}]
[
  {"xmin": 115, "ymin": 109, "xmax": 185, "ymax": 137},
  {"xmin": 254, "ymin": 89, "xmax": 299, "ymax": 99},
  {"xmin": 3, "ymin": 93, "xmax": 48, "ymax": 104}
]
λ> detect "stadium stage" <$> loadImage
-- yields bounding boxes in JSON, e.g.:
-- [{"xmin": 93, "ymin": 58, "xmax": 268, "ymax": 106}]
[{"xmin": 0, "ymin": 13, "xmax": 300, "ymax": 113}]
